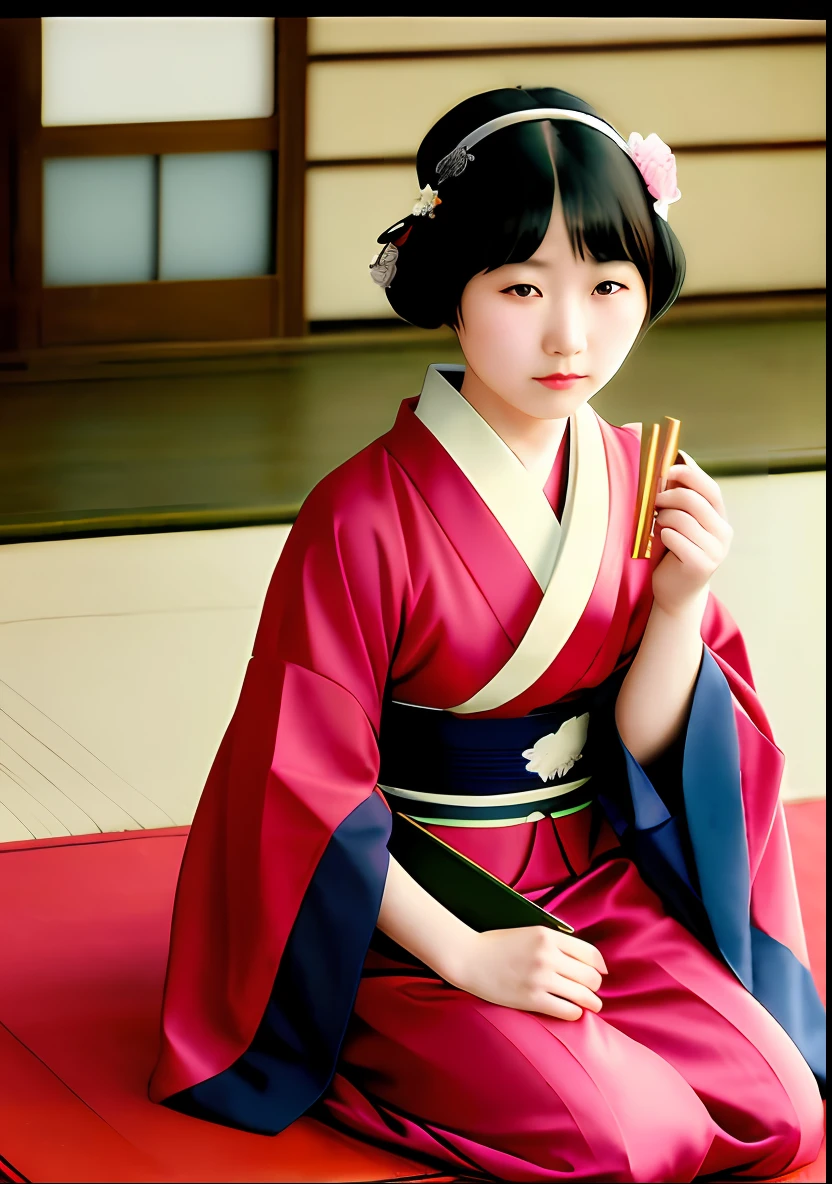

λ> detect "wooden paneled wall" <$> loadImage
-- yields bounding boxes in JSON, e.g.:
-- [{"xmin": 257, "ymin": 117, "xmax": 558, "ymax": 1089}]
[{"xmin": 304, "ymin": 19, "xmax": 825, "ymax": 323}]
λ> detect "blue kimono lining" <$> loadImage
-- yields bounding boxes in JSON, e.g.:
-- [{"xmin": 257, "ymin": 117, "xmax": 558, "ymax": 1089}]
[
  {"xmin": 165, "ymin": 653, "xmax": 825, "ymax": 1136},
  {"xmin": 612, "ymin": 650, "xmax": 826, "ymax": 1095},
  {"xmin": 163, "ymin": 793, "xmax": 392, "ymax": 1135}
]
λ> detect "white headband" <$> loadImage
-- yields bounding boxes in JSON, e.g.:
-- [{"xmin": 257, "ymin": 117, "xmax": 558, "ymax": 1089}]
[
  {"xmin": 436, "ymin": 107, "xmax": 631, "ymax": 183},
  {"xmin": 370, "ymin": 106, "xmax": 681, "ymax": 288}
]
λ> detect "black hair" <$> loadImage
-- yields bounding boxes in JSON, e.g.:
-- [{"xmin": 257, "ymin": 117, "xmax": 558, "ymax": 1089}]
[{"xmin": 376, "ymin": 87, "xmax": 685, "ymax": 331}]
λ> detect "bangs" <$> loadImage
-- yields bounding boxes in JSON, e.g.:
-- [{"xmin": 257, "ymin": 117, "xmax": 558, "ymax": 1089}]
[
  {"xmin": 555, "ymin": 124, "xmax": 656, "ymax": 307},
  {"xmin": 496, "ymin": 121, "xmax": 656, "ymax": 306},
  {"xmin": 383, "ymin": 87, "xmax": 685, "ymax": 330}
]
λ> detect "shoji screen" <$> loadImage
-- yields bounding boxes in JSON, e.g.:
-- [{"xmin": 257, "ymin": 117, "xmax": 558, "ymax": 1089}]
[{"xmin": 2, "ymin": 17, "xmax": 307, "ymax": 349}]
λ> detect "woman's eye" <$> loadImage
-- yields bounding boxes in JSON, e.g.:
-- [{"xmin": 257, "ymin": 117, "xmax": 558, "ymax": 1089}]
[
  {"xmin": 500, "ymin": 283, "xmax": 542, "ymax": 299},
  {"xmin": 594, "ymin": 280, "xmax": 627, "ymax": 296}
]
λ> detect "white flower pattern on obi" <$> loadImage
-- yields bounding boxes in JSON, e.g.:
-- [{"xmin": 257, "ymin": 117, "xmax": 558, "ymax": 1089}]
[{"xmin": 522, "ymin": 714, "xmax": 590, "ymax": 782}]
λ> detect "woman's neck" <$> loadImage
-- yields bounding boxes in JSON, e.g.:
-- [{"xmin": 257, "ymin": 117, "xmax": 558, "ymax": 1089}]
[{"xmin": 459, "ymin": 366, "xmax": 569, "ymax": 484}]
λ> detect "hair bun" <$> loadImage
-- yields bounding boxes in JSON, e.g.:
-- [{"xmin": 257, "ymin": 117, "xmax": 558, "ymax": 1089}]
[
  {"xmin": 370, "ymin": 216, "xmax": 420, "ymax": 289},
  {"xmin": 376, "ymin": 216, "xmax": 416, "ymax": 246}
]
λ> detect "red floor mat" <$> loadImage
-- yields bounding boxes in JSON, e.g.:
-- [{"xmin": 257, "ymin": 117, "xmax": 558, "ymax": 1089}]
[{"xmin": 0, "ymin": 803, "xmax": 825, "ymax": 1184}]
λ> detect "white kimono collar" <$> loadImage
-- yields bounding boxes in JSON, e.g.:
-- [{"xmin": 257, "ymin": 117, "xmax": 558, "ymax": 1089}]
[
  {"xmin": 415, "ymin": 364, "xmax": 610, "ymax": 713},
  {"xmin": 415, "ymin": 364, "xmax": 564, "ymax": 589}
]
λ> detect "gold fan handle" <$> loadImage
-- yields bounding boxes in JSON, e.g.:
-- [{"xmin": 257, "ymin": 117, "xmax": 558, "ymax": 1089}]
[{"xmin": 644, "ymin": 417, "xmax": 682, "ymax": 560}]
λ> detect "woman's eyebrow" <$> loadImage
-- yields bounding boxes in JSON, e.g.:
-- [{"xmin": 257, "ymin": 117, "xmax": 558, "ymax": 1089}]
[{"xmin": 503, "ymin": 257, "xmax": 549, "ymax": 270}]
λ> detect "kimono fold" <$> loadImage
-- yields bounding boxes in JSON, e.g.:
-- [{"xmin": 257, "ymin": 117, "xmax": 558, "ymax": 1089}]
[{"xmin": 149, "ymin": 368, "xmax": 825, "ymax": 1134}]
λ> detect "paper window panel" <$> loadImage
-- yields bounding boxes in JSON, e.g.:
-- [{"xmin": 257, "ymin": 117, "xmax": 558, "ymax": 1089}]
[
  {"xmin": 43, "ymin": 156, "xmax": 157, "ymax": 287},
  {"xmin": 41, "ymin": 17, "xmax": 275, "ymax": 127},
  {"xmin": 157, "ymin": 152, "xmax": 273, "ymax": 281}
]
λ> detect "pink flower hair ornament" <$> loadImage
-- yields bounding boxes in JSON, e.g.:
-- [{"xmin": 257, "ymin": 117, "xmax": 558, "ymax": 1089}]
[
  {"xmin": 370, "ymin": 108, "xmax": 682, "ymax": 288},
  {"xmin": 627, "ymin": 132, "xmax": 681, "ymax": 221}
]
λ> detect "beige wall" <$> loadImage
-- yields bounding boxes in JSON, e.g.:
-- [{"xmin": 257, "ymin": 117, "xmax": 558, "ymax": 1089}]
[
  {"xmin": 304, "ymin": 19, "xmax": 826, "ymax": 322},
  {"xmin": 309, "ymin": 18, "xmax": 825, "ymax": 54},
  {"xmin": 709, "ymin": 471, "xmax": 826, "ymax": 803},
  {"xmin": 306, "ymin": 150, "xmax": 826, "ymax": 321},
  {"xmin": 307, "ymin": 43, "xmax": 825, "ymax": 160}
]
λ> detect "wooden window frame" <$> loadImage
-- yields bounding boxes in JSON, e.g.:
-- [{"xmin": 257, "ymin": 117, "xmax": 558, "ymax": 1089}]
[{"xmin": 0, "ymin": 16, "xmax": 307, "ymax": 351}]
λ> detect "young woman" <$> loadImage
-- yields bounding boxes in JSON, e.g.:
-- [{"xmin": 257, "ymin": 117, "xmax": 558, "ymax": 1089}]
[{"xmin": 150, "ymin": 88, "xmax": 825, "ymax": 1182}]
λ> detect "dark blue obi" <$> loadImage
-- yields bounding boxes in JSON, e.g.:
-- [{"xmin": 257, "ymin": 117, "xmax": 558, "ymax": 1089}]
[{"xmin": 377, "ymin": 697, "xmax": 597, "ymax": 826}]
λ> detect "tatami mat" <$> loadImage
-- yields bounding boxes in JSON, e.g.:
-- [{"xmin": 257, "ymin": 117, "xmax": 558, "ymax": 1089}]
[{"xmin": 0, "ymin": 526, "xmax": 289, "ymax": 835}]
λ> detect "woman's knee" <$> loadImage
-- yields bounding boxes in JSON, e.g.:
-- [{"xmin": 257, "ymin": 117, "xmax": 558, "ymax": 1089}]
[
  {"xmin": 742, "ymin": 1041, "xmax": 825, "ymax": 1180},
  {"xmin": 774, "ymin": 1070, "xmax": 825, "ymax": 1176}
]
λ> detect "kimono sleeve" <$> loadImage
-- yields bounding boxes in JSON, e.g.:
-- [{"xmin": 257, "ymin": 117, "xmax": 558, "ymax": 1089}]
[
  {"xmin": 604, "ymin": 591, "xmax": 826, "ymax": 1094},
  {"xmin": 149, "ymin": 453, "xmax": 410, "ymax": 1133}
]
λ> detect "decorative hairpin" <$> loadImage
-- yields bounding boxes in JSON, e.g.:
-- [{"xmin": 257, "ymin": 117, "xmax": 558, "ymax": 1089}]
[
  {"xmin": 369, "ymin": 186, "xmax": 439, "ymax": 288},
  {"xmin": 370, "ymin": 109, "xmax": 683, "ymax": 289},
  {"xmin": 369, "ymin": 220, "xmax": 413, "ymax": 288},
  {"xmin": 412, "ymin": 184, "xmax": 441, "ymax": 218},
  {"xmin": 436, "ymin": 148, "xmax": 475, "ymax": 184},
  {"xmin": 369, "ymin": 242, "xmax": 399, "ymax": 288}
]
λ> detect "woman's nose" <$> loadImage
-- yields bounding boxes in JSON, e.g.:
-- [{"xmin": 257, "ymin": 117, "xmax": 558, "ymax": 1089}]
[{"xmin": 542, "ymin": 301, "xmax": 588, "ymax": 359}]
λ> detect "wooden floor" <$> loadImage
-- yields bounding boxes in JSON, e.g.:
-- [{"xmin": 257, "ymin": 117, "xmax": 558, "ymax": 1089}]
[{"xmin": 0, "ymin": 316, "xmax": 825, "ymax": 542}]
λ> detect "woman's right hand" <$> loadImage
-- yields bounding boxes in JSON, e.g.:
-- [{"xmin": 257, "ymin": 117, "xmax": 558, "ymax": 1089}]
[
  {"xmin": 448, "ymin": 926, "xmax": 608, "ymax": 1020},
  {"xmin": 378, "ymin": 857, "xmax": 607, "ymax": 1020}
]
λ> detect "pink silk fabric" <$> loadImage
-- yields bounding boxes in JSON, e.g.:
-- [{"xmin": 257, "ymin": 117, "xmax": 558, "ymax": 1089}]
[
  {"xmin": 326, "ymin": 810, "xmax": 822, "ymax": 1181},
  {"xmin": 150, "ymin": 399, "xmax": 823, "ymax": 1180}
]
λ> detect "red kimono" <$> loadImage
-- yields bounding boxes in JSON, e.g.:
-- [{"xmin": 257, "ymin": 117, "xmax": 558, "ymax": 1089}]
[{"xmin": 150, "ymin": 366, "xmax": 824, "ymax": 1182}]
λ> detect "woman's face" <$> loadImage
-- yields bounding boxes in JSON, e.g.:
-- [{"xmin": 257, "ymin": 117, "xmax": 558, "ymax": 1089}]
[{"xmin": 456, "ymin": 197, "xmax": 649, "ymax": 420}]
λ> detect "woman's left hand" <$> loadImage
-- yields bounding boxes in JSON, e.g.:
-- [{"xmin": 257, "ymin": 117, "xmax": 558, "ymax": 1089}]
[{"xmin": 651, "ymin": 450, "xmax": 733, "ymax": 618}]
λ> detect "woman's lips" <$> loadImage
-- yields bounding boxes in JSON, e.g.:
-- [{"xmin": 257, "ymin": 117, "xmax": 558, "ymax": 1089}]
[{"xmin": 534, "ymin": 374, "xmax": 587, "ymax": 390}]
